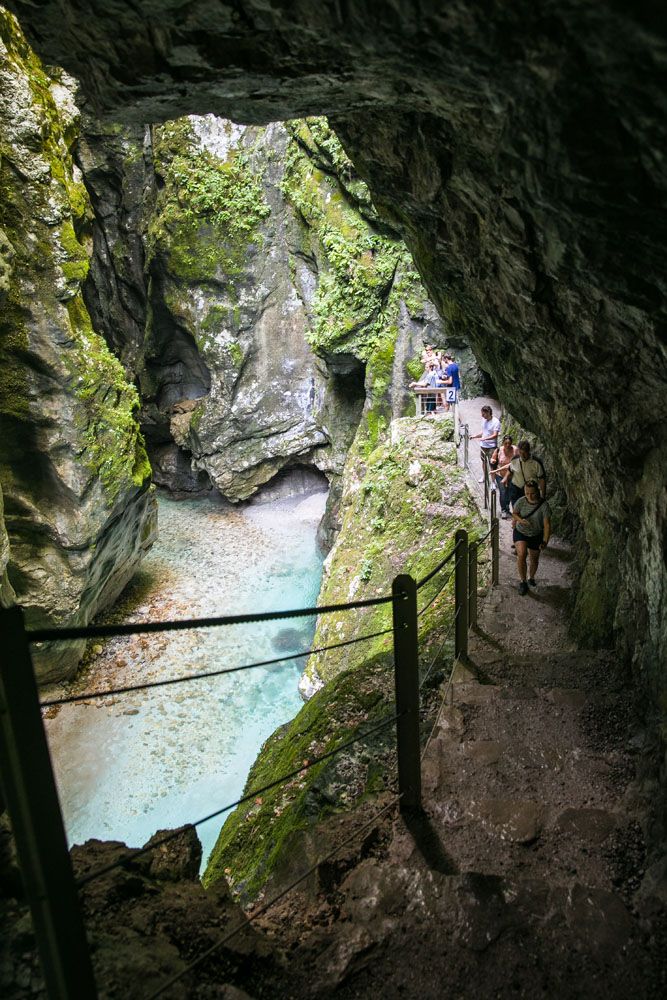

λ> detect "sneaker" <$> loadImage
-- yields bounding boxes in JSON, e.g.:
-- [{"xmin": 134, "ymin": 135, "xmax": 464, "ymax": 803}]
[
  {"xmin": 501, "ymin": 510, "xmax": 509, "ymax": 520},
  {"xmin": 518, "ymin": 581, "xmax": 528, "ymax": 596},
  {"xmin": 528, "ymin": 578, "xmax": 537, "ymax": 588},
  {"xmin": 478, "ymin": 476, "xmax": 484, "ymax": 483}
]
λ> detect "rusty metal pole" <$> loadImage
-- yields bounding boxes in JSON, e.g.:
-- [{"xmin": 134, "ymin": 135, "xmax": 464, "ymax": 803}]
[
  {"xmin": 0, "ymin": 606, "xmax": 97, "ymax": 1000},
  {"xmin": 454, "ymin": 530, "xmax": 469, "ymax": 660},
  {"xmin": 392, "ymin": 575, "xmax": 422, "ymax": 814}
]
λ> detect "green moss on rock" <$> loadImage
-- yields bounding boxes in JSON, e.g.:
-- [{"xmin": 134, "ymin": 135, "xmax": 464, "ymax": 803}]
[
  {"xmin": 308, "ymin": 416, "xmax": 485, "ymax": 685},
  {"xmin": 203, "ymin": 650, "xmax": 394, "ymax": 899},
  {"xmin": 65, "ymin": 294, "xmax": 150, "ymax": 503},
  {"xmin": 147, "ymin": 118, "xmax": 270, "ymax": 283},
  {"xmin": 281, "ymin": 119, "xmax": 427, "ymax": 365}
]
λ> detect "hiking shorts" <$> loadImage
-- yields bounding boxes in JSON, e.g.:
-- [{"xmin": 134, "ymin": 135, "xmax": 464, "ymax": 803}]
[{"xmin": 513, "ymin": 528, "xmax": 543, "ymax": 551}]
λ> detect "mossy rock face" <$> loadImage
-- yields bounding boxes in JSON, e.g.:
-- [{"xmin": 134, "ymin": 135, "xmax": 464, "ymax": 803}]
[
  {"xmin": 204, "ymin": 413, "xmax": 485, "ymax": 900},
  {"xmin": 140, "ymin": 115, "xmax": 467, "ymax": 503},
  {"xmin": 0, "ymin": 11, "xmax": 156, "ymax": 679},
  {"xmin": 305, "ymin": 416, "xmax": 485, "ymax": 688},
  {"xmin": 203, "ymin": 650, "xmax": 396, "ymax": 901}
]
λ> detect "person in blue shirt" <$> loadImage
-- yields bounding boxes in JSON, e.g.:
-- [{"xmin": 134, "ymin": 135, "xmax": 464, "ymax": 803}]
[
  {"xmin": 443, "ymin": 354, "xmax": 461, "ymax": 390},
  {"xmin": 442, "ymin": 354, "xmax": 461, "ymax": 411}
]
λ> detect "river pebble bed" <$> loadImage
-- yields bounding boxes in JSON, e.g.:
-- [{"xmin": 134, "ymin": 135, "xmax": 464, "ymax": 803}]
[{"xmin": 44, "ymin": 488, "xmax": 327, "ymax": 869}]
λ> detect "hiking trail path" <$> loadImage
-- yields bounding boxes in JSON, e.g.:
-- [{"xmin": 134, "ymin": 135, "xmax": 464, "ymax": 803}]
[{"xmin": 269, "ymin": 395, "xmax": 663, "ymax": 999}]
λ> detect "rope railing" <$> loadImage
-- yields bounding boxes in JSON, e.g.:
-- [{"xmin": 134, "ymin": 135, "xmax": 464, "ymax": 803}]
[
  {"xmin": 0, "ymin": 504, "xmax": 500, "ymax": 1000},
  {"xmin": 40, "ymin": 626, "xmax": 394, "ymax": 708},
  {"xmin": 76, "ymin": 710, "xmax": 402, "ymax": 889},
  {"xmin": 417, "ymin": 565, "xmax": 455, "ymax": 620},
  {"xmin": 27, "ymin": 591, "xmax": 399, "ymax": 645},
  {"xmin": 415, "ymin": 538, "xmax": 461, "ymax": 590}
]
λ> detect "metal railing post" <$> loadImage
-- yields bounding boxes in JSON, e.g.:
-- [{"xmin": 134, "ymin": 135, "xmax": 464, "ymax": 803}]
[
  {"xmin": 464, "ymin": 424, "xmax": 469, "ymax": 469},
  {"xmin": 483, "ymin": 453, "xmax": 489, "ymax": 510},
  {"xmin": 468, "ymin": 542, "xmax": 478, "ymax": 629},
  {"xmin": 391, "ymin": 575, "xmax": 422, "ymax": 814},
  {"xmin": 491, "ymin": 517, "xmax": 500, "ymax": 586},
  {"xmin": 454, "ymin": 530, "xmax": 469, "ymax": 660},
  {"xmin": 0, "ymin": 606, "xmax": 97, "ymax": 1000}
]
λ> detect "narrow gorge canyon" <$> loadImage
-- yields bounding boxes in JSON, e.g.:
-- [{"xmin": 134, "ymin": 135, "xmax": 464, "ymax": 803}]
[{"xmin": 1, "ymin": 2, "xmax": 666, "ymax": 997}]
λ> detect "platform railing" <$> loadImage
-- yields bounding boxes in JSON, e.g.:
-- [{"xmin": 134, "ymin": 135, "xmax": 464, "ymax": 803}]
[{"xmin": 0, "ymin": 519, "xmax": 499, "ymax": 1000}]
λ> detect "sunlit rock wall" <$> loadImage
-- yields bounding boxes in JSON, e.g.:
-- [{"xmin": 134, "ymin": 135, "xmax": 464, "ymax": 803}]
[
  {"xmin": 0, "ymin": 10, "xmax": 156, "ymax": 681},
  {"xmin": 127, "ymin": 115, "xmax": 457, "ymax": 511}
]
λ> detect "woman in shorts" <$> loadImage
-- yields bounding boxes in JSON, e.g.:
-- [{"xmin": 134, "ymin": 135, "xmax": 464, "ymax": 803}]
[{"xmin": 512, "ymin": 480, "xmax": 551, "ymax": 595}]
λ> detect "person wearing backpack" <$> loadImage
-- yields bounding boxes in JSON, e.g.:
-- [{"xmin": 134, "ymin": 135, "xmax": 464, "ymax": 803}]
[
  {"xmin": 512, "ymin": 479, "xmax": 551, "ymax": 595},
  {"xmin": 501, "ymin": 440, "xmax": 546, "ymax": 509}
]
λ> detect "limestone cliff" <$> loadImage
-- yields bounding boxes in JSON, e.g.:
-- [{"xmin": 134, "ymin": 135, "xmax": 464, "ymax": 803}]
[
  {"xmin": 138, "ymin": 115, "xmax": 462, "ymax": 508},
  {"xmin": 0, "ymin": 10, "xmax": 156, "ymax": 680}
]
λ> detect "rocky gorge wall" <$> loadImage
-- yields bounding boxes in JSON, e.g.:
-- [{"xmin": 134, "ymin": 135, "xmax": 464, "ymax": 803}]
[
  {"xmin": 86, "ymin": 113, "xmax": 468, "ymax": 514},
  {"xmin": 1, "ymin": 5, "xmax": 475, "ymax": 681},
  {"xmin": 8, "ymin": 0, "xmax": 663, "ymax": 754},
  {"xmin": 0, "ymin": 11, "xmax": 156, "ymax": 681}
]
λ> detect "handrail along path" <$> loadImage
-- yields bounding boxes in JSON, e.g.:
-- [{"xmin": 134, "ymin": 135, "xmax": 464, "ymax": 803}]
[{"xmin": 0, "ymin": 509, "xmax": 500, "ymax": 1000}]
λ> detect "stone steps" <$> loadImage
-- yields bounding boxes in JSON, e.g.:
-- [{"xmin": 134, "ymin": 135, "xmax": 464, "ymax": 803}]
[{"xmin": 468, "ymin": 645, "xmax": 620, "ymax": 690}]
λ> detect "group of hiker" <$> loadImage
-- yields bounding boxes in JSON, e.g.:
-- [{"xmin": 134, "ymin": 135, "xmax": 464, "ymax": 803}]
[
  {"xmin": 408, "ymin": 345, "xmax": 461, "ymax": 411},
  {"xmin": 471, "ymin": 405, "xmax": 550, "ymax": 596},
  {"xmin": 409, "ymin": 348, "xmax": 550, "ymax": 594}
]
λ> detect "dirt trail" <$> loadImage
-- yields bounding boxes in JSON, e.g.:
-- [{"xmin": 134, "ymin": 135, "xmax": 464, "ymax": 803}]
[{"xmin": 274, "ymin": 398, "xmax": 665, "ymax": 998}]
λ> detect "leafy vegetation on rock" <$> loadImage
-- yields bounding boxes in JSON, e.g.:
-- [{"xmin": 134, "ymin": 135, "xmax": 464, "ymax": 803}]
[
  {"xmin": 307, "ymin": 416, "xmax": 485, "ymax": 685},
  {"xmin": 147, "ymin": 118, "xmax": 270, "ymax": 284}
]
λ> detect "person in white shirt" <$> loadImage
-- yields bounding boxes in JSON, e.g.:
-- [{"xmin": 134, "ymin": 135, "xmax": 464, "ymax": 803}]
[
  {"xmin": 470, "ymin": 405, "xmax": 501, "ymax": 482},
  {"xmin": 497, "ymin": 440, "xmax": 546, "ymax": 507}
]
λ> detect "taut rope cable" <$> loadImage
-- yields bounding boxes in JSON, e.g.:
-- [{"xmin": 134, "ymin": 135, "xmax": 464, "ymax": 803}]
[
  {"xmin": 27, "ymin": 592, "xmax": 401, "ymax": 645},
  {"xmin": 419, "ymin": 625, "xmax": 455, "ymax": 691},
  {"xmin": 144, "ymin": 792, "xmax": 403, "ymax": 1000},
  {"xmin": 40, "ymin": 627, "xmax": 394, "ymax": 708},
  {"xmin": 417, "ymin": 566, "xmax": 455, "ymax": 619},
  {"xmin": 76, "ymin": 710, "xmax": 402, "ymax": 887},
  {"xmin": 415, "ymin": 538, "xmax": 461, "ymax": 590},
  {"xmin": 421, "ymin": 656, "xmax": 459, "ymax": 761}
]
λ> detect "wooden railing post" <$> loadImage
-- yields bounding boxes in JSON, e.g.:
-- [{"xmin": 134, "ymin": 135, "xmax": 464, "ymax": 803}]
[
  {"xmin": 491, "ymin": 517, "xmax": 500, "ymax": 586},
  {"xmin": 0, "ymin": 607, "xmax": 97, "ymax": 999},
  {"xmin": 463, "ymin": 424, "xmax": 469, "ymax": 469},
  {"xmin": 454, "ymin": 530, "xmax": 469, "ymax": 660},
  {"xmin": 391, "ymin": 575, "xmax": 422, "ymax": 814},
  {"xmin": 490, "ymin": 485, "xmax": 497, "ymax": 523},
  {"xmin": 468, "ymin": 542, "xmax": 478, "ymax": 629}
]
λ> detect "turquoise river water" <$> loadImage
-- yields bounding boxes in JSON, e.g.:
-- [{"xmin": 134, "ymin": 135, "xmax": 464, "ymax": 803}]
[{"xmin": 45, "ymin": 488, "xmax": 327, "ymax": 869}]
